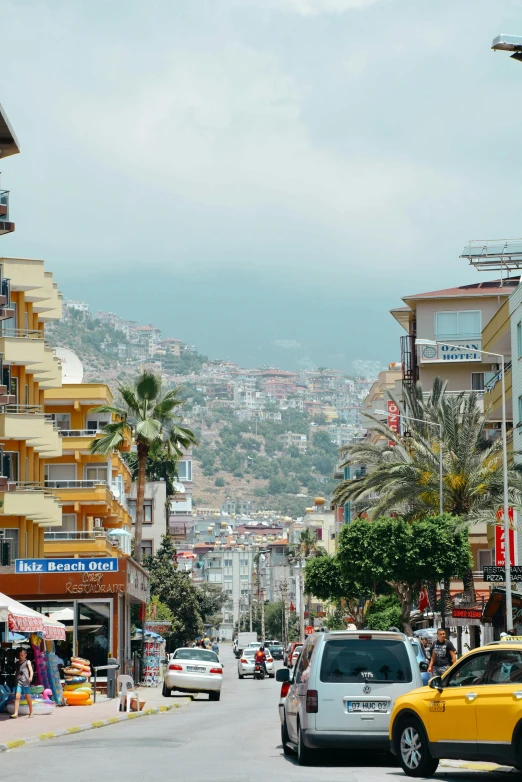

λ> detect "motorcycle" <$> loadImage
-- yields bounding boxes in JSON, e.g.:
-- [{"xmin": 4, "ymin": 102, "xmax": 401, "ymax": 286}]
[{"xmin": 253, "ymin": 662, "xmax": 265, "ymax": 680}]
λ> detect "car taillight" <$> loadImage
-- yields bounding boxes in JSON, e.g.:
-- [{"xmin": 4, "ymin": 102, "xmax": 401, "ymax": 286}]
[
  {"xmin": 209, "ymin": 668, "xmax": 222, "ymax": 674},
  {"xmin": 168, "ymin": 664, "xmax": 183, "ymax": 671},
  {"xmin": 267, "ymin": 657, "xmax": 273, "ymax": 663},
  {"xmin": 306, "ymin": 690, "xmax": 318, "ymax": 713},
  {"xmin": 241, "ymin": 658, "xmax": 248, "ymax": 663},
  {"xmin": 280, "ymin": 682, "xmax": 290, "ymax": 698}
]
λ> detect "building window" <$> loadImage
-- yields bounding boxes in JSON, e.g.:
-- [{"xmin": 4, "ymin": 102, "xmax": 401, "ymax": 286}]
[
  {"xmin": 84, "ymin": 463, "xmax": 109, "ymax": 483},
  {"xmin": 141, "ymin": 540, "xmax": 153, "ymax": 559},
  {"xmin": 519, "ymin": 395, "xmax": 522, "ymax": 426},
  {"xmin": 478, "ymin": 549, "xmax": 493, "ymax": 569},
  {"xmin": 518, "ymin": 322, "xmax": 522, "ymax": 358},
  {"xmin": 128, "ymin": 500, "xmax": 153, "ymax": 524},
  {"xmin": 435, "ymin": 310, "xmax": 481, "ymax": 340},
  {"xmin": 471, "ymin": 372, "xmax": 485, "ymax": 391},
  {"xmin": 177, "ymin": 460, "xmax": 192, "ymax": 481},
  {"xmin": 224, "ymin": 575, "xmax": 233, "ymax": 582},
  {"xmin": 50, "ymin": 413, "xmax": 71, "ymax": 431},
  {"xmin": 240, "ymin": 558, "xmax": 249, "ymax": 566},
  {"xmin": 0, "ymin": 528, "xmax": 19, "ymax": 564},
  {"xmin": 208, "ymin": 573, "xmax": 223, "ymax": 583},
  {"xmin": 2, "ymin": 451, "xmax": 18, "ymax": 482},
  {"xmin": 224, "ymin": 559, "xmax": 233, "ymax": 567}
]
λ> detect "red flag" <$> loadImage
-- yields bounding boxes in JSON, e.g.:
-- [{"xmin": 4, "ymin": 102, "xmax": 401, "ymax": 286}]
[
  {"xmin": 419, "ymin": 589, "xmax": 429, "ymax": 612},
  {"xmin": 289, "ymin": 602, "xmax": 295, "ymax": 612}
]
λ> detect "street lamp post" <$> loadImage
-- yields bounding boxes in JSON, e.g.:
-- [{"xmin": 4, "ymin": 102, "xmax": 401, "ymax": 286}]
[
  {"xmin": 415, "ymin": 338, "xmax": 513, "ymax": 633},
  {"xmin": 491, "ymin": 34, "xmax": 522, "ymax": 63},
  {"xmin": 374, "ymin": 409, "xmax": 443, "ymax": 514}
]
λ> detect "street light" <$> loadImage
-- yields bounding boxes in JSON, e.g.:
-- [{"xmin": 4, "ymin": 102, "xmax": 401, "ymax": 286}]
[
  {"xmin": 374, "ymin": 409, "xmax": 443, "ymax": 515},
  {"xmin": 491, "ymin": 34, "xmax": 522, "ymax": 63},
  {"xmin": 415, "ymin": 338, "xmax": 513, "ymax": 633}
]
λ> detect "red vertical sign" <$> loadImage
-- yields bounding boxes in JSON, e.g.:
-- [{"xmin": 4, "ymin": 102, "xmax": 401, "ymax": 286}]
[
  {"xmin": 495, "ymin": 525, "xmax": 515, "ymax": 567},
  {"xmin": 387, "ymin": 400, "xmax": 400, "ymax": 446}
]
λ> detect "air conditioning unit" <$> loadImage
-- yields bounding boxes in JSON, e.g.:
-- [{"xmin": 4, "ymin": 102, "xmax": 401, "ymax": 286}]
[
  {"xmin": 94, "ymin": 518, "xmax": 102, "ymax": 528},
  {"xmin": 492, "ymin": 364, "xmax": 500, "ymax": 371}
]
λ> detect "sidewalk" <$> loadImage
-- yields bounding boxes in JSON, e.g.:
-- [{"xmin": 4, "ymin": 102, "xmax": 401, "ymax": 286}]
[{"xmin": 0, "ymin": 686, "xmax": 191, "ymax": 753}]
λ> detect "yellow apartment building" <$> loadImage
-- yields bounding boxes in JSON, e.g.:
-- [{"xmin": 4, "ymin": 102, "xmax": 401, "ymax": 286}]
[
  {"xmin": 43, "ymin": 383, "xmax": 133, "ymax": 559},
  {"xmin": 0, "ymin": 256, "xmax": 64, "ymax": 563}
]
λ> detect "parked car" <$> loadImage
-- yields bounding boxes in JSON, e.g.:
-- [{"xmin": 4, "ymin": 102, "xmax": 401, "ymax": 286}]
[
  {"xmin": 409, "ymin": 638, "xmax": 430, "ymax": 686},
  {"xmin": 237, "ymin": 647, "xmax": 275, "ymax": 679},
  {"xmin": 390, "ymin": 637, "xmax": 522, "ymax": 777},
  {"xmin": 284, "ymin": 642, "xmax": 303, "ymax": 668},
  {"xmin": 269, "ymin": 644, "xmax": 284, "ymax": 661},
  {"xmin": 163, "ymin": 647, "xmax": 223, "ymax": 701},
  {"xmin": 289, "ymin": 644, "xmax": 303, "ymax": 668},
  {"xmin": 277, "ymin": 629, "xmax": 425, "ymax": 765}
]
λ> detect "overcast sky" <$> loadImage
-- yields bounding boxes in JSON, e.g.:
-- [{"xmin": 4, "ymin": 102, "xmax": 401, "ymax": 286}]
[{"xmin": 2, "ymin": 0, "xmax": 522, "ymax": 371}]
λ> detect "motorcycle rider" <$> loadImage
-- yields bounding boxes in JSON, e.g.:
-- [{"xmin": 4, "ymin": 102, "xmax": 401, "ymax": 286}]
[{"xmin": 254, "ymin": 645, "xmax": 267, "ymax": 676}]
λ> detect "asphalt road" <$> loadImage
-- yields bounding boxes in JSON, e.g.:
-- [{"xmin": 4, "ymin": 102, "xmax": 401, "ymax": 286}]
[{"xmin": 0, "ymin": 645, "xmax": 518, "ymax": 780}]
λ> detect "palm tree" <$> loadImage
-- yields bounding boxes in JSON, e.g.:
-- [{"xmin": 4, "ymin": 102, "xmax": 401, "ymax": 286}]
[
  {"xmin": 333, "ymin": 378, "xmax": 522, "ymax": 593},
  {"xmin": 90, "ymin": 372, "xmax": 198, "ymax": 564}
]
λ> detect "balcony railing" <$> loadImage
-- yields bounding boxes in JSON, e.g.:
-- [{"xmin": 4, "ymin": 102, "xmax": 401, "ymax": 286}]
[
  {"xmin": 485, "ymin": 361, "xmax": 512, "ymax": 393},
  {"xmin": 58, "ymin": 429, "xmax": 100, "ymax": 438},
  {"xmin": 44, "ymin": 479, "xmax": 107, "ymax": 489},
  {"xmin": 0, "ymin": 328, "xmax": 43, "ymax": 339},
  {"xmin": 5, "ymin": 404, "xmax": 44, "ymax": 414},
  {"xmin": 44, "ymin": 530, "xmax": 120, "ymax": 545}
]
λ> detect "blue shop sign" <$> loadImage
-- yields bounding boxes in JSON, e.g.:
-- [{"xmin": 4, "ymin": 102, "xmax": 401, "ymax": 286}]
[{"xmin": 15, "ymin": 557, "xmax": 119, "ymax": 574}]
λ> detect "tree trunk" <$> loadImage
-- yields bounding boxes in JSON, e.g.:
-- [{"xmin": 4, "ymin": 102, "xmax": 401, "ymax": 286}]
[
  {"xmin": 394, "ymin": 584, "xmax": 413, "ymax": 636},
  {"xmin": 462, "ymin": 568, "xmax": 476, "ymax": 602},
  {"xmin": 134, "ymin": 443, "xmax": 148, "ymax": 565}
]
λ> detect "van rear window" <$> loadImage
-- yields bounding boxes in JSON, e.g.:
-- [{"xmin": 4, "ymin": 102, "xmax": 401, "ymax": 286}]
[{"xmin": 320, "ymin": 639, "xmax": 412, "ymax": 684}]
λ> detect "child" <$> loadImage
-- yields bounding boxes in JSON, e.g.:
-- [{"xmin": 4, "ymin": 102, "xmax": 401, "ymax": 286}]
[{"xmin": 11, "ymin": 648, "xmax": 33, "ymax": 719}]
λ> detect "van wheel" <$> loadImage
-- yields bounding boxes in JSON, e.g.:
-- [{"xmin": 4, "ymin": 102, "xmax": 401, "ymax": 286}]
[
  {"xmin": 281, "ymin": 718, "xmax": 292, "ymax": 756},
  {"xmin": 297, "ymin": 722, "xmax": 314, "ymax": 766},
  {"xmin": 162, "ymin": 683, "xmax": 171, "ymax": 698},
  {"xmin": 397, "ymin": 718, "xmax": 439, "ymax": 777}
]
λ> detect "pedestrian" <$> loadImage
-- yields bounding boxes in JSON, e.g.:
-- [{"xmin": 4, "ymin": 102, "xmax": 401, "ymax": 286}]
[
  {"xmin": 212, "ymin": 641, "xmax": 219, "ymax": 654},
  {"xmin": 420, "ymin": 636, "xmax": 432, "ymax": 659},
  {"xmin": 428, "ymin": 628, "xmax": 457, "ymax": 676},
  {"xmin": 11, "ymin": 648, "xmax": 33, "ymax": 719}
]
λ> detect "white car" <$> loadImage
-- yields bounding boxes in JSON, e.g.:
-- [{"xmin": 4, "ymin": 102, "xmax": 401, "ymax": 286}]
[
  {"xmin": 163, "ymin": 647, "xmax": 223, "ymax": 701},
  {"xmin": 237, "ymin": 647, "xmax": 275, "ymax": 679}
]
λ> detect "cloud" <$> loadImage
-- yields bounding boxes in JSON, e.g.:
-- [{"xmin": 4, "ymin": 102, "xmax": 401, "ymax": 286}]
[{"xmin": 225, "ymin": 0, "xmax": 389, "ymax": 13}]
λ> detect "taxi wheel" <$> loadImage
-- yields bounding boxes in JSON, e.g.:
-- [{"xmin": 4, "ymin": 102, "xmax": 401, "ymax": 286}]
[{"xmin": 398, "ymin": 718, "xmax": 439, "ymax": 778}]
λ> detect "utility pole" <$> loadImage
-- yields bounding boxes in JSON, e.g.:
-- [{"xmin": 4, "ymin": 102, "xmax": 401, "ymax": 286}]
[
  {"xmin": 261, "ymin": 589, "xmax": 265, "ymax": 641},
  {"xmin": 299, "ymin": 565, "xmax": 305, "ymax": 641},
  {"xmin": 249, "ymin": 587, "xmax": 253, "ymax": 632}
]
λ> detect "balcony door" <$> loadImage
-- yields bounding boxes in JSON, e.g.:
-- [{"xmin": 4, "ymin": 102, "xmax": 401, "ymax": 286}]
[{"xmin": 45, "ymin": 463, "xmax": 77, "ymax": 487}]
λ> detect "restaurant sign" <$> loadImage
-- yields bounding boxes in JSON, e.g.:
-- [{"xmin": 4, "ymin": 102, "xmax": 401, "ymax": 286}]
[{"xmin": 16, "ymin": 557, "xmax": 119, "ymax": 574}]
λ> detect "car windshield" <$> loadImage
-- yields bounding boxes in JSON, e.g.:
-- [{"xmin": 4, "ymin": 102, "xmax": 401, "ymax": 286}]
[
  {"xmin": 173, "ymin": 649, "xmax": 219, "ymax": 663},
  {"xmin": 320, "ymin": 639, "xmax": 412, "ymax": 683},
  {"xmin": 270, "ymin": 646, "xmax": 282, "ymax": 652},
  {"xmin": 293, "ymin": 646, "xmax": 303, "ymax": 654},
  {"xmin": 243, "ymin": 649, "xmax": 256, "ymax": 656}
]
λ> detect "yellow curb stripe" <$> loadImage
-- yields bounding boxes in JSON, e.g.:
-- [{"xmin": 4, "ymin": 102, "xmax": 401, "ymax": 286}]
[
  {"xmin": 66, "ymin": 726, "xmax": 81, "ymax": 734},
  {"xmin": 6, "ymin": 740, "xmax": 26, "ymax": 749},
  {"xmin": 441, "ymin": 761, "xmax": 501, "ymax": 771},
  {"xmin": 91, "ymin": 721, "xmax": 105, "ymax": 728},
  {"xmin": 38, "ymin": 732, "xmax": 56, "ymax": 741},
  {"xmin": 107, "ymin": 717, "xmax": 120, "ymax": 724},
  {"xmin": 126, "ymin": 712, "xmax": 140, "ymax": 719}
]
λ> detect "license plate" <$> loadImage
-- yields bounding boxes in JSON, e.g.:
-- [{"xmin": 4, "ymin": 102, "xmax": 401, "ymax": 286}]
[
  {"xmin": 348, "ymin": 701, "xmax": 388, "ymax": 713},
  {"xmin": 186, "ymin": 665, "xmax": 206, "ymax": 673}
]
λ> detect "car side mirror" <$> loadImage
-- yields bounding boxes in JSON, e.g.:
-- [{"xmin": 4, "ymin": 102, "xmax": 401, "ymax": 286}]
[
  {"xmin": 429, "ymin": 675, "xmax": 444, "ymax": 693},
  {"xmin": 276, "ymin": 668, "xmax": 290, "ymax": 683},
  {"xmin": 419, "ymin": 661, "xmax": 428, "ymax": 672}
]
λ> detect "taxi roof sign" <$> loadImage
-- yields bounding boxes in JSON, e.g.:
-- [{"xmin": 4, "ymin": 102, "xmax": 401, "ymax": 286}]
[{"xmin": 499, "ymin": 635, "xmax": 522, "ymax": 641}]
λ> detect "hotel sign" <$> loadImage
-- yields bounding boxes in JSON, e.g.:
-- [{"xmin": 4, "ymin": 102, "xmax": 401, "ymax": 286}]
[
  {"xmin": 419, "ymin": 340, "xmax": 482, "ymax": 363},
  {"xmin": 16, "ymin": 557, "xmax": 119, "ymax": 574}
]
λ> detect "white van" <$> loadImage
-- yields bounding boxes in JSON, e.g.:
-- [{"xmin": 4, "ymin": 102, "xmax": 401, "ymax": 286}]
[{"xmin": 276, "ymin": 629, "xmax": 427, "ymax": 765}]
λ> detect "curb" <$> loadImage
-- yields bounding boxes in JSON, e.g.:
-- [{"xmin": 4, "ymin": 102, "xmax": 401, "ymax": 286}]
[
  {"xmin": 0, "ymin": 699, "xmax": 190, "ymax": 754},
  {"xmin": 441, "ymin": 760, "xmax": 516, "ymax": 773}
]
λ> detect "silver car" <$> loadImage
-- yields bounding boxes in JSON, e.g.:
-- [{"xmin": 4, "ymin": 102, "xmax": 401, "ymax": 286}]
[
  {"xmin": 237, "ymin": 647, "xmax": 275, "ymax": 678},
  {"xmin": 163, "ymin": 647, "xmax": 223, "ymax": 701},
  {"xmin": 277, "ymin": 630, "xmax": 425, "ymax": 765}
]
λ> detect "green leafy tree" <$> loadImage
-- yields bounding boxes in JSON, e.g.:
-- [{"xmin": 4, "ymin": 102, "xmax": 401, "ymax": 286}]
[
  {"xmin": 337, "ymin": 516, "xmax": 472, "ymax": 635},
  {"xmin": 146, "ymin": 536, "xmax": 204, "ymax": 649},
  {"xmin": 91, "ymin": 372, "xmax": 198, "ymax": 563},
  {"xmin": 365, "ymin": 594, "xmax": 403, "ymax": 631},
  {"xmin": 196, "ymin": 583, "xmax": 228, "ymax": 625}
]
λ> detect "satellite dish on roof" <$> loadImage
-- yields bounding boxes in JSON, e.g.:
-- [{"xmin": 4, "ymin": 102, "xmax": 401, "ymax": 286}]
[
  {"xmin": 173, "ymin": 481, "xmax": 186, "ymax": 494},
  {"xmin": 54, "ymin": 347, "xmax": 84, "ymax": 384}
]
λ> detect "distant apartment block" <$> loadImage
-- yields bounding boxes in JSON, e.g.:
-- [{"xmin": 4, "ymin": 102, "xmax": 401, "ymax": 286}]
[{"xmin": 277, "ymin": 431, "xmax": 308, "ymax": 453}]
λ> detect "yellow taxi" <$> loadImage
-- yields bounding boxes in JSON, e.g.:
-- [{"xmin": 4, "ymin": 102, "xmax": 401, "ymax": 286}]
[{"xmin": 389, "ymin": 637, "xmax": 522, "ymax": 777}]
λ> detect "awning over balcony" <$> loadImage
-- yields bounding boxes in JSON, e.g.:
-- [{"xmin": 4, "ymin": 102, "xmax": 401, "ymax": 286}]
[
  {"xmin": 0, "ymin": 591, "xmax": 66, "ymax": 639},
  {"xmin": 0, "ymin": 104, "xmax": 20, "ymax": 158}
]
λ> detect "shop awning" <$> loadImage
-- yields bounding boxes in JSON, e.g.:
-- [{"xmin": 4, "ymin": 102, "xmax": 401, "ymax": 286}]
[{"xmin": 0, "ymin": 591, "xmax": 66, "ymax": 640}]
